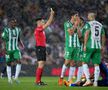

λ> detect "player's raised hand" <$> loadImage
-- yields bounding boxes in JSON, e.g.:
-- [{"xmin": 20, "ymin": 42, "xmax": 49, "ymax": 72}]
[
  {"xmin": 68, "ymin": 29, "xmax": 74, "ymax": 35},
  {"xmin": 83, "ymin": 45, "xmax": 86, "ymax": 52},
  {"xmin": 50, "ymin": 8, "xmax": 54, "ymax": 15},
  {"xmin": 43, "ymin": 8, "xmax": 54, "ymax": 29},
  {"xmin": 74, "ymin": 16, "xmax": 80, "ymax": 27}
]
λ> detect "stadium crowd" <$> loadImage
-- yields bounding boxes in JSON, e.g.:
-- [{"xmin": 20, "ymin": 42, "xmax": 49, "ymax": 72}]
[{"xmin": 0, "ymin": 0, "xmax": 108, "ymax": 67}]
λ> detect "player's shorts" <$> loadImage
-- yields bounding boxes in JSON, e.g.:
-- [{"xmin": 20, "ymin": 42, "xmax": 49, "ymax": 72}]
[
  {"xmin": 64, "ymin": 47, "xmax": 80, "ymax": 61},
  {"xmin": 5, "ymin": 50, "xmax": 22, "ymax": 63},
  {"xmin": 36, "ymin": 46, "xmax": 46, "ymax": 61},
  {"xmin": 82, "ymin": 48, "xmax": 101, "ymax": 64}
]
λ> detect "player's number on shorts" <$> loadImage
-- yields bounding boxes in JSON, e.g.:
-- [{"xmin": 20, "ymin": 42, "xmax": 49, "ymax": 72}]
[{"xmin": 95, "ymin": 26, "xmax": 99, "ymax": 36}]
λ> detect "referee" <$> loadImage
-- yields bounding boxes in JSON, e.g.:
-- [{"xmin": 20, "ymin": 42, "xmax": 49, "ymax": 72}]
[{"xmin": 34, "ymin": 8, "xmax": 54, "ymax": 86}]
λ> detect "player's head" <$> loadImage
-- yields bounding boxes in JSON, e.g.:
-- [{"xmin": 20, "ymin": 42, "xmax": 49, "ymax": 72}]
[
  {"xmin": 79, "ymin": 16, "xmax": 86, "ymax": 27},
  {"xmin": 36, "ymin": 16, "xmax": 45, "ymax": 26},
  {"xmin": 87, "ymin": 11, "xmax": 96, "ymax": 21},
  {"xmin": 70, "ymin": 11, "xmax": 79, "ymax": 23},
  {"xmin": 9, "ymin": 18, "xmax": 17, "ymax": 28}
]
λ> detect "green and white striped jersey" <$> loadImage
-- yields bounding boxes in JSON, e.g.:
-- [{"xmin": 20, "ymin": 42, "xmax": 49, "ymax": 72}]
[
  {"xmin": 84, "ymin": 20, "xmax": 105, "ymax": 49},
  {"xmin": 2, "ymin": 27, "xmax": 21, "ymax": 51},
  {"xmin": 64, "ymin": 21, "xmax": 80, "ymax": 48}
]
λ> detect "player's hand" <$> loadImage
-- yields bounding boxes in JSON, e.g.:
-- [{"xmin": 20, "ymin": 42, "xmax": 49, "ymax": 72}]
[
  {"xmin": 83, "ymin": 46, "xmax": 86, "ymax": 52},
  {"xmin": 77, "ymin": 29, "xmax": 82, "ymax": 38},
  {"xmin": 20, "ymin": 44, "xmax": 25, "ymax": 50},
  {"xmin": 68, "ymin": 29, "xmax": 74, "ymax": 35},
  {"xmin": 77, "ymin": 28, "xmax": 80, "ymax": 33},
  {"xmin": 74, "ymin": 16, "xmax": 80, "ymax": 27},
  {"xmin": 50, "ymin": 8, "xmax": 54, "ymax": 15}
]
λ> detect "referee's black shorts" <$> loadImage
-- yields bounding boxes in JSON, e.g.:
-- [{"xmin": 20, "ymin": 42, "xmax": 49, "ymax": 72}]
[{"xmin": 36, "ymin": 46, "xmax": 46, "ymax": 61}]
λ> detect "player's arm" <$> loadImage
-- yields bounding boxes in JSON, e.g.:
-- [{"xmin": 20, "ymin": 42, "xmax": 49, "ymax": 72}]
[
  {"xmin": 64, "ymin": 21, "xmax": 74, "ymax": 35},
  {"xmin": 18, "ymin": 29, "xmax": 24, "ymax": 49},
  {"xmin": 1, "ymin": 28, "xmax": 7, "ymax": 46},
  {"xmin": 67, "ymin": 26, "xmax": 78, "ymax": 35},
  {"xmin": 2, "ymin": 41, "xmax": 6, "ymax": 54},
  {"xmin": 102, "ymin": 34, "xmax": 106, "ymax": 47},
  {"xmin": 77, "ymin": 27, "xmax": 82, "ymax": 38},
  {"xmin": 68, "ymin": 17, "xmax": 80, "ymax": 35},
  {"xmin": 18, "ymin": 39, "xmax": 24, "ymax": 49},
  {"xmin": 1, "ymin": 28, "xmax": 7, "ymax": 40},
  {"xmin": 1, "ymin": 28, "xmax": 7, "ymax": 53},
  {"xmin": 43, "ymin": 8, "xmax": 54, "ymax": 29},
  {"xmin": 2, "ymin": 39, "xmax": 6, "ymax": 48},
  {"xmin": 67, "ymin": 28, "xmax": 75, "ymax": 35},
  {"xmin": 76, "ymin": 17, "xmax": 82, "ymax": 38},
  {"xmin": 83, "ymin": 23, "xmax": 90, "ymax": 51},
  {"xmin": 101, "ymin": 27, "xmax": 106, "ymax": 47},
  {"xmin": 67, "ymin": 25, "xmax": 77, "ymax": 35},
  {"xmin": 83, "ymin": 30, "xmax": 90, "ymax": 51},
  {"xmin": 101, "ymin": 27, "xmax": 106, "ymax": 53},
  {"xmin": 101, "ymin": 34, "xmax": 106, "ymax": 55},
  {"xmin": 77, "ymin": 19, "xmax": 84, "ymax": 38},
  {"xmin": 68, "ymin": 27, "xmax": 77, "ymax": 36}
]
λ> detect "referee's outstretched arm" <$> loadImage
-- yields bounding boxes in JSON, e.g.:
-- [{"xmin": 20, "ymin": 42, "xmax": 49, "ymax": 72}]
[{"xmin": 43, "ymin": 8, "xmax": 54, "ymax": 29}]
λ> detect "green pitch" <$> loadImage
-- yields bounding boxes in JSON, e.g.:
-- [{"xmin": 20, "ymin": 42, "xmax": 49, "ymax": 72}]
[{"xmin": 0, "ymin": 77, "xmax": 108, "ymax": 90}]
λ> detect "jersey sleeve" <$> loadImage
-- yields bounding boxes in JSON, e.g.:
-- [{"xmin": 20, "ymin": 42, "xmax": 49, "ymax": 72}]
[
  {"xmin": 64, "ymin": 21, "xmax": 72, "ymax": 31},
  {"xmin": 1, "ymin": 28, "xmax": 8, "ymax": 41},
  {"xmin": 18, "ymin": 28, "xmax": 22, "ymax": 41},
  {"xmin": 81, "ymin": 27, "xmax": 85, "ymax": 37},
  {"xmin": 64, "ymin": 22, "xmax": 67, "ymax": 31},
  {"xmin": 19, "ymin": 28, "xmax": 21, "ymax": 36},
  {"xmin": 81, "ymin": 23, "xmax": 90, "ymax": 37},
  {"xmin": 84, "ymin": 23, "xmax": 91, "ymax": 31}
]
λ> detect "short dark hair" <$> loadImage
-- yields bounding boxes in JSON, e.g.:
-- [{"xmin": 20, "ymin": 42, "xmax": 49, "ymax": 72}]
[
  {"xmin": 88, "ymin": 9, "xmax": 97, "ymax": 15},
  {"xmin": 8, "ymin": 17, "xmax": 17, "ymax": 22},
  {"xmin": 70, "ymin": 11, "xmax": 79, "ymax": 16},
  {"xmin": 35, "ymin": 17, "xmax": 43, "ymax": 22},
  {"xmin": 80, "ymin": 16, "xmax": 84, "ymax": 21},
  {"xmin": 35, "ymin": 15, "xmax": 45, "ymax": 22},
  {"xmin": 80, "ymin": 16, "xmax": 86, "ymax": 24}
]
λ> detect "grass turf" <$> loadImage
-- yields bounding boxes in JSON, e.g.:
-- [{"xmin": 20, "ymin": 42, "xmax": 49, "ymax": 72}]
[{"xmin": 0, "ymin": 77, "xmax": 108, "ymax": 90}]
